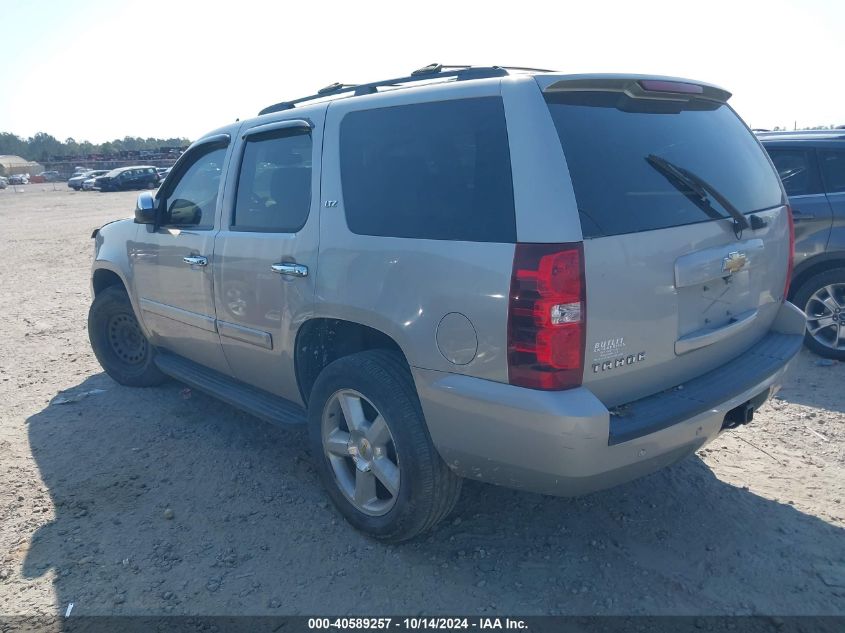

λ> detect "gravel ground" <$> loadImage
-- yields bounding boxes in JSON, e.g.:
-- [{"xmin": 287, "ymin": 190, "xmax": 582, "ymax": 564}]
[{"xmin": 0, "ymin": 186, "xmax": 843, "ymax": 617}]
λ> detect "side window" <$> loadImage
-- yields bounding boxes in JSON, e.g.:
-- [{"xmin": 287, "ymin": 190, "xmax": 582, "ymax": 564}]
[
  {"xmin": 819, "ymin": 150, "xmax": 845, "ymax": 193},
  {"xmin": 767, "ymin": 149, "xmax": 818, "ymax": 196},
  {"xmin": 339, "ymin": 97, "xmax": 516, "ymax": 242},
  {"xmin": 160, "ymin": 146, "xmax": 227, "ymax": 229},
  {"xmin": 233, "ymin": 131, "xmax": 312, "ymax": 232}
]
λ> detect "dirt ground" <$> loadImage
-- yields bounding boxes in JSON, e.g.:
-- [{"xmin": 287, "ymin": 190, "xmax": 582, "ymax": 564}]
[{"xmin": 0, "ymin": 185, "xmax": 843, "ymax": 617}]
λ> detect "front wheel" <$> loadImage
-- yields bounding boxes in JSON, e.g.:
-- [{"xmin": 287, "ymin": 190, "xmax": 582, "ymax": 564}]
[
  {"xmin": 307, "ymin": 350, "xmax": 461, "ymax": 542},
  {"xmin": 88, "ymin": 285, "xmax": 167, "ymax": 386},
  {"xmin": 792, "ymin": 267, "xmax": 845, "ymax": 360}
]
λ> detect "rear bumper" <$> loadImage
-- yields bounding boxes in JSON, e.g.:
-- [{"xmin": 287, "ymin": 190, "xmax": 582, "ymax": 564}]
[{"xmin": 414, "ymin": 302, "xmax": 805, "ymax": 497}]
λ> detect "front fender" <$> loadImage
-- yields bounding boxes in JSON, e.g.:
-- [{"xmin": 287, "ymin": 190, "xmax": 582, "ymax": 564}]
[{"xmin": 90, "ymin": 219, "xmax": 149, "ymax": 336}]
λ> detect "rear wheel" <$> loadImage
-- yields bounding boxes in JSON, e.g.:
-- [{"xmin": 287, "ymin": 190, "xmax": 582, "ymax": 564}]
[
  {"xmin": 88, "ymin": 285, "xmax": 167, "ymax": 386},
  {"xmin": 307, "ymin": 350, "xmax": 461, "ymax": 542},
  {"xmin": 793, "ymin": 268, "xmax": 845, "ymax": 360}
]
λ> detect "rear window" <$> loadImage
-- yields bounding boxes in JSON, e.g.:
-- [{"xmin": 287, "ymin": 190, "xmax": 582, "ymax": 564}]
[
  {"xmin": 545, "ymin": 92, "xmax": 784, "ymax": 238},
  {"xmin": 340, "ymin": 97, "xmax": 516, "ymax": 242},
  {"xmin": 766, "ymin": 148, "xmax": 820, "ymax": 196},
  {"xmin": 819, "ymin": 149, "xmax": 845, "ymax": 193}
]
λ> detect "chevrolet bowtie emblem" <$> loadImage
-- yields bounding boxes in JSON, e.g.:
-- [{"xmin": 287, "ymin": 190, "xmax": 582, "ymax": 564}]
[{"xmin": 722, "ymin": 251, "xmax": 748, "ymax": 275}]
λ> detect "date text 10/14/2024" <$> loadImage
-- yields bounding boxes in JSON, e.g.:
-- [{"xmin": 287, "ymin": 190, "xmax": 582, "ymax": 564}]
[{"xmin": 307, "ymin": 618, "xmax": 529, "ymax": 630}]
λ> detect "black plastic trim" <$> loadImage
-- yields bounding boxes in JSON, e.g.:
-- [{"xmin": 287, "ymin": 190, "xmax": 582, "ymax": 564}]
[
  {"xmin": 154, "ymin": 351, "xmax": 306, "ymax": 426},
  {"xmin": 608, "ymin": 331, "xmax": 802, "ymax": 446},
  {"xmin": 258, "ymin": 66, "xmax": 509, "ymax": 115}
]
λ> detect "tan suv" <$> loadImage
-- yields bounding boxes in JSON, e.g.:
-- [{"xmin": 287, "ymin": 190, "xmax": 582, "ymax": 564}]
[{"xmin": 89, "ymin": 65, "xmax": 805, "ymax": 541}]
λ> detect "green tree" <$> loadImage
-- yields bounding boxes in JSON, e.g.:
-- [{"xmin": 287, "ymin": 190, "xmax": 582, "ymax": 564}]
[
  {"xmin": 0, "ymin": 132, "xmax": 27, "ymax": 157},
  {"xmin": 64, "ymin": 137, "xmax": 81, "ymax": 156},
  {"xmin": 28, "ymin": 132, "xmax": 62, "ymax": 161},
  {"xmin": 0, "ymin": 131, "xmax": 192, "ymax": 160}
]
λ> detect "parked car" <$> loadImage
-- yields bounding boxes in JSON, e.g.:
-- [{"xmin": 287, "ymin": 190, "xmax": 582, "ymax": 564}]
[
  {"xmin": 68, "ymin": 171, "xmax": 93, "ymax": 190},
  {"xmin": 79, "ymin": 170, "xmax": 109, "ymax": 191},
  {"xmin": 38, "ymin": 170, "xmax": 62, "ymax": 182},
  {"xmin": 95, "ymin": 166, "xmax": 159, "ymax": 192},
  {"xmin": 759, "ymin": 130, "xmax": 845, "ymax": 359},
  {"xmin": 8, "ymin": 174, "xmax": 29, "ymax": 185},
  {"xmin": 156, "ymin": 167, "xmax": 171, "ymax": 182},
  {"xmin": 89, "ymin": 66, "xmax": 804, "ymax": 542},
  {"xmin": 0, "ymin": 177, "xmax": 7, "ymax": 189}
]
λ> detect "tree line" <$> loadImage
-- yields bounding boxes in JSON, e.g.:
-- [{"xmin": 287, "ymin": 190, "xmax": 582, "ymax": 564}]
[{"xmin": 0, "ymin": 132, "xmax": 192, "ymax": 163}]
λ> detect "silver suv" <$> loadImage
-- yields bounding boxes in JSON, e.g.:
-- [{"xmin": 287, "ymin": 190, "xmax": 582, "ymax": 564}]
[{"xmin": 88, "ymin": 65, "xmax": 805, "ymax": 542}]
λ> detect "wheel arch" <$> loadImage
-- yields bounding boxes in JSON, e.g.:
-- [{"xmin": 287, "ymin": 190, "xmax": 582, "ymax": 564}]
[
  {"xmin": 90, "ymin": 261, "xmax": 152, "ymax": 338},
  {"xmin": 790, "ymin": 251, "xmax": 845, "ymax": 302},
  {"xmin": 92, "ymin": 266, "xmax": 127, "ymax": 296},
  {"xmin": 294, "ymin": 318, "xmax": 410, "ymax": 406}
]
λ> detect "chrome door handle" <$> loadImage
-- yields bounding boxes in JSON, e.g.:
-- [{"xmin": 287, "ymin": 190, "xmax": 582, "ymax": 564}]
[
  {"xmin": 183, "ymin": 255, "xmax": 208, "ymax": 266},
  {"xmin": 271, "ymin": 262, "xmax": 308, "ymax": 277}
]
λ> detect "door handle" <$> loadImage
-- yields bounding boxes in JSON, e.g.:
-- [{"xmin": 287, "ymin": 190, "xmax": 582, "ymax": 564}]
[
  {"xmin": 271, "ymin": 262, "xmax": 308, "ymax": 277},
  {"xmin": 183, "ymin": 255, "xmax": 208, "ymax": 266}
]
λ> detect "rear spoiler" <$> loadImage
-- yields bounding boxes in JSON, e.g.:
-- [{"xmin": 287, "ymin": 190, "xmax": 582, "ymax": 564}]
[{"xmin": 537, "ymin": 74, "xmax": 731, "ymax": 104}]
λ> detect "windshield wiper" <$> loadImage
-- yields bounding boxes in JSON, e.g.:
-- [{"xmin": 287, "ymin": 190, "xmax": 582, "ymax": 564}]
[{"xmin": 646, "ymin": 154, "xmax": 751, "ymax": 233}]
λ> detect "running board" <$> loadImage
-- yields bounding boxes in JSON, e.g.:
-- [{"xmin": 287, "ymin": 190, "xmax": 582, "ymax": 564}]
[{"xmin": 154, "ymin": 352, "xmax": 306, "ymax": 426}]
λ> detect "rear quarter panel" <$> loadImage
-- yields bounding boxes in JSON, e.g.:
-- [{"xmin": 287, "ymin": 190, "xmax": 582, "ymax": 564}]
[{"xmin": 316, "ymin": 80, "xmax": 517, "ymax": 382}]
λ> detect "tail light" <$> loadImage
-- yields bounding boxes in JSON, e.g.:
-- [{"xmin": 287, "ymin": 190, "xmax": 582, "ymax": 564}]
[
  {"xmin": 508, "ymin": 243, "xmax": 586, "ymax": 390},
  {"xmin": 784, "ymin": 205, "xmax": 795, "ymax": 301}
]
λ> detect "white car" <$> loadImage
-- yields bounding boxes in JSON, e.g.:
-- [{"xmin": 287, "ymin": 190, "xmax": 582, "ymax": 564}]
[
  {"xmin": 68, "ymin": 172, "xmax": 93, "ymax": 190},
  {"xmin": 82, "ymin": 170, "xmax": 109, "ymax": 190}
]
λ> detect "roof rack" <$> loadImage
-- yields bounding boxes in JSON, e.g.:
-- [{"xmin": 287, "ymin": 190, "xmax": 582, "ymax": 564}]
[{"xmin": 258, "ymin": 63, "xmax": 555, "ymax": 116}]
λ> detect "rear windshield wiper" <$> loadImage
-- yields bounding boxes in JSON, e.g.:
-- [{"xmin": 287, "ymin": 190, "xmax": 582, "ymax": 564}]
[{"xmin": 646, "ymin": 154, "xmax": 751, "ymax": 232}]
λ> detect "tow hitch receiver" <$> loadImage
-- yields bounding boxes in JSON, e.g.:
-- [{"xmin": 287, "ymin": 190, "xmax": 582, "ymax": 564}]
[{"xmin": 722, "ymin": 389, "xmax": 771, "ymax": 430}]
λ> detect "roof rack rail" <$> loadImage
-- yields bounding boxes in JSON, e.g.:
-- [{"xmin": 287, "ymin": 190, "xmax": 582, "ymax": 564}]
[{"xmin": 258, "ymin": 63, "xmax": 550, "ymax": 116}]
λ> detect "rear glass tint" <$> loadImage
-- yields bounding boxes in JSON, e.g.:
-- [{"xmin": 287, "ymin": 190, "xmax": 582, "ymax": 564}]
[
  {"xmin": 545, "ymin": 92, "xmax": 784, "ymax": 238},
  {"xmin": 766, "ymin": 148, "xmax": 819, "ymax": 196},
  {"xmin": 819, "ymin": 150, "xmax": 845, "ymax": 193},
  {"xmin": 340, "ymin": 97, "xmax": 516, "ymax": 242}
]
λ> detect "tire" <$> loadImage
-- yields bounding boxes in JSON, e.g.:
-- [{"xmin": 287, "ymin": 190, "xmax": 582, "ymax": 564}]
[
  {"xmin": 307, "ymin": 350, "xmax": 461, "ymax": 542},
  {"xmin": 792, "ymin": 267, "xmax": 845, "ymax": 360},
  {"xmin": 88, "ymin": 285, "xmax": 167, "ymax": 387}
]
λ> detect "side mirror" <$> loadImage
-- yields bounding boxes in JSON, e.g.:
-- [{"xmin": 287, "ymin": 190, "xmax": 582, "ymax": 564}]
[{"xmin": 134, "ymin": 191, "xmax": 157, "ymax": 224}]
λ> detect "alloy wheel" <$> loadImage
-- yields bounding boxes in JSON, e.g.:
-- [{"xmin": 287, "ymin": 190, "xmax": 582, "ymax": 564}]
[
  {"xmin": 321, "ymin": 389, "xmax": 400, "ymax": 516},
  {"xmin": 805, "ymin": 283, "xmax": 845, "ymax": 352}
]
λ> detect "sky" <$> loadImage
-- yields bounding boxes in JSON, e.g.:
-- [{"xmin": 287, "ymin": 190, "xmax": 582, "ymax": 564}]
[{"xmin": 1, "ymin": 0, "xmax": 843, "ymax": 144}]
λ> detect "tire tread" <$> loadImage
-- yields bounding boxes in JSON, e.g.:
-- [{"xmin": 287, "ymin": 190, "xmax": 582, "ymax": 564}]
[
  {"xmin": 793, "ymin": 267, "xmax": 845, "ymax": 361},
  {"xmin": 308, "ymin": 349, "xmax": 461, "ymax": 542}
]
